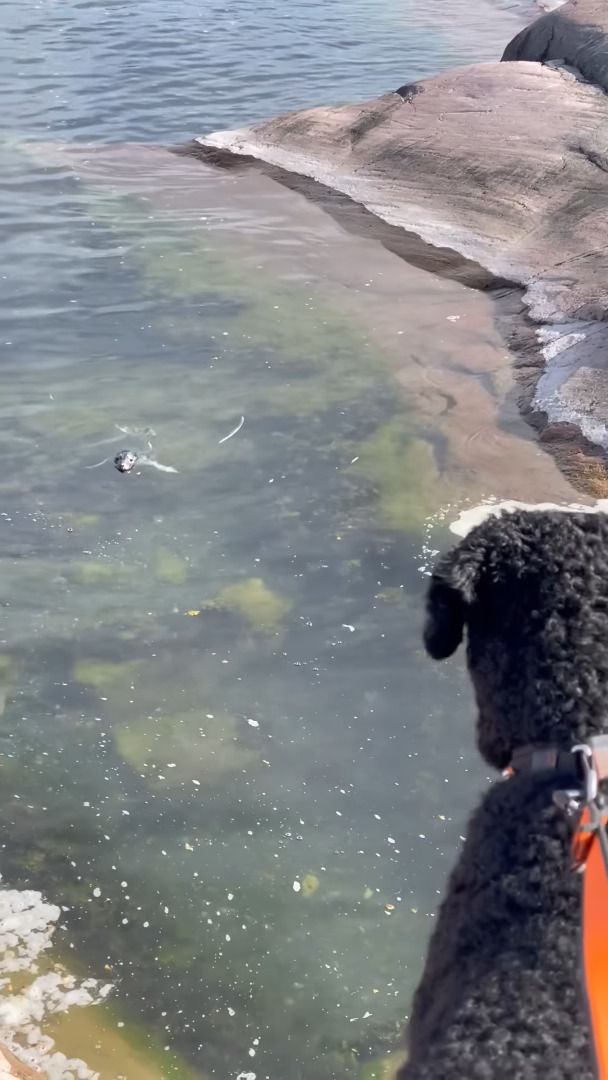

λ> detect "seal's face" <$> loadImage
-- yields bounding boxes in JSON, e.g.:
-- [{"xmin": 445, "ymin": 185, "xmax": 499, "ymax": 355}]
[{"xmin": 114, "ymin": 449, "xmax": 138, "ymax": 473}]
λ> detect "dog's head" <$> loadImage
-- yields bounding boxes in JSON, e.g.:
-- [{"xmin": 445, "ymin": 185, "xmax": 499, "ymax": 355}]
[{"xmin": 425, "ymin": 509, "xmax": 608, "ymax": 769}]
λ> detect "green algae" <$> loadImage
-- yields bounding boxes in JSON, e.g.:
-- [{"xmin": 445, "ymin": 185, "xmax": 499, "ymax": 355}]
[
  {"xmin": 48, "ymin": 1000, "xmax": 208, "ymax": 1080},
  {"xmin": 66, "ymin": 512, "xmax": 102, "ymax": 528},
  {"xmin": 358, "ymin": 1052, "xmax": 407, "ymax": 1080},
  {"xmin": 77, "ymin": 194, "xmax": 397, "ymax": 420},
  {"xmin": 350, "ymin": 417, "xmax": 448, "ymax": 531},
  {"xmin": 300, "ymin": 872, "xmax": 320, "ymax": 898},
  {"xmin": 0, "ymin": 654, "xmax": 17, "ymax": 719},
  {"xmin": 207, "ymin": 577, "xmax": 292, "ymax": 631},
  {"xmin": 0, "ymin": 654, "xmax": 16, "ymax": 686},
  {"xmin": 73, "ymin": 561, "xmax": 123, "ymax": 586},
  {"xmin": 374, "ymin": 587, "xmax": 409, "ymax": 606},
  {"xmin": 155, "ymin": 548, "xmax": 188, "ymax": 585},
  {"xmin": 73, "ymin": 659, "xmax": 141, "ymax": 691},
  {"xmin": 114, "ymin": 708, "xmax": 258, "ymax": 788}
]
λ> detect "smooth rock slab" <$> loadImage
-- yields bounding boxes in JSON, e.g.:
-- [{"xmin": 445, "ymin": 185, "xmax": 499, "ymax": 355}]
[
  {"xmin": 195, "ymin": 58, "xmax": 608, "ymax": 456},
  {"xmin": 199, "ymin": 61, "xmax": 608, "ymax": 322}
]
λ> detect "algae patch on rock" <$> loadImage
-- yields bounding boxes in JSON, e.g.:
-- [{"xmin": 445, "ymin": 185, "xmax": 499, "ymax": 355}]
[
  {"xmin": 73, "ymin": 561, "xmax": 123, "ymax": 586},
  {"xmin": 73, "ymin": 659, "xmax": 141, "ymax": 691},
  {"xmin": 115, "ymin": 709, "xmax": 259, "ymax": 788},
  {"xmin": 0, "ymin": 654, "xmax": 17, "ymax": 716},
  {"xmin": 208, "ymin": 578, "xmax": 292, "ymax": 631},
  {"xmin": 351, "ymin": 418, "xmax": 448, "ymax": 531},
  {"xmin": 300, "ymin": 873, "xmax": 320, "ymax": 898},
  {"xmin": 155, "ymin": 548, "xmax": 188, "ymax": 586}
]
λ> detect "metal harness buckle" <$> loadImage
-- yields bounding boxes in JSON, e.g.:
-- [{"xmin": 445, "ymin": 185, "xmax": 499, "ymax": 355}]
[{"xmin": 569, "ymin": 740, "xmax": 608, "ymax": 878}]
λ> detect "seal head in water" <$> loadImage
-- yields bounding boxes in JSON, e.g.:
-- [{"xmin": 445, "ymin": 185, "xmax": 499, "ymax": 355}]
[{"xmin": 114, "ymin": 449, "xmax": 138, "ymax": 473}]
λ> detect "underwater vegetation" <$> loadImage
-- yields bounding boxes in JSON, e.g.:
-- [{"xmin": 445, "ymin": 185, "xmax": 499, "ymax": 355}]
[
  {"xmin": 0, "ymin": 152, "xmax": 481, "ymax": 1079},
  {"xmin": 114, "ymin": 708, "xmax": 259, "ymax": 790},
  {"xmin": 204, "ymin": 577, "xmax": 292, "ymax": 632}
]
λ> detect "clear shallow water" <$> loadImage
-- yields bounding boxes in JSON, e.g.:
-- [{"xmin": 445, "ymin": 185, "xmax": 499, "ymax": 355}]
[{"xmin": 0, "ymin": 1, "xmax": 544, "ymax": 1078}]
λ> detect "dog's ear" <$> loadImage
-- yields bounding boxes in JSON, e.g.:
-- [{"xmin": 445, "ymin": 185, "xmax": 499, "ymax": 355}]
[
  {"xmin": 423, "ymin": 542, "xmax": 484, "ymax": 660},
  {"xmin": 423, "ymin": 578, "xmax": 464, "ymax": 659}
]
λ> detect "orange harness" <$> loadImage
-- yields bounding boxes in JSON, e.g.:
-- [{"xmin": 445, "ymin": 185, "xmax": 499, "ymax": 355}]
[
  {"xmin": 505, "ymin": 736, "xmax": 608, "ymax": 1080},
  {"xmin": 569, "ymin": 738, "xmax": 608, "ymax": 1080}
]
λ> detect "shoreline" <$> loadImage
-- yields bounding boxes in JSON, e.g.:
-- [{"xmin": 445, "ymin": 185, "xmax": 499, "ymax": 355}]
[
  {"xmin": 177, "ymin": 138, "xmax": 608, "ymax": 500},
  {"xmin": 185, "ymin": 0, "xmax": 608, "ymax": 501}
]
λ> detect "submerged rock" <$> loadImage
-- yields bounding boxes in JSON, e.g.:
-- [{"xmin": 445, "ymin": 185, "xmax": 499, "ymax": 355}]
[
  {"xmin": 189, "ymin": 19, "xmax": 608, "ymax": 486},
  {"xmin": 114, "ymin": 709, "xmax": 259, "ymax": 788}
]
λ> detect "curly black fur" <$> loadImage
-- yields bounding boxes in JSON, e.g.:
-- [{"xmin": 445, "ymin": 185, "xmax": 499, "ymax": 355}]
[{"xmin": 398, "ymin": 509, "xmax": 608, "ymax": 1080}]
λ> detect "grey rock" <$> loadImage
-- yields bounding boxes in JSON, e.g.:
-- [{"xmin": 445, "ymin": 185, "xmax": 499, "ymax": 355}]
[
  {"xmin": 503, "ymin": 0, "xmax": 608, "ymax": 91},
  {"xmin": 199, "ymin": 62, "xmax": 608, "ymax": 320},
  {"xmin": 194, "ymin": 58, "xmax": 608, "ymax": 454}
]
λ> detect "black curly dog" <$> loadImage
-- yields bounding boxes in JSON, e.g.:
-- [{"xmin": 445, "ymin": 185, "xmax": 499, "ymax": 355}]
[{"xmin": 398, "ymin": 509, "xmax": 608, "ymax": 1080}]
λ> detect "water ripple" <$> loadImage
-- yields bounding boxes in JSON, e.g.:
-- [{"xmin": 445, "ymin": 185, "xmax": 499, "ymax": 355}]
[{"xmin": 0, "ymin": 0, "xmax": 533, "ymax": 142}]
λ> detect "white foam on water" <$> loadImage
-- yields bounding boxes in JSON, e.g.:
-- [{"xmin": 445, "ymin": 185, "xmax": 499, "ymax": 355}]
[
  {"xmin": 0, "ymin": 887, "xmax": 112, "ymax": 1079},
  {"xmin": 447, "ymin": 498, "xmax": 608, "ymax": 538},
  {"xmin": 531, "ymin": 319, "xmax": 608, "ymax": 450}
]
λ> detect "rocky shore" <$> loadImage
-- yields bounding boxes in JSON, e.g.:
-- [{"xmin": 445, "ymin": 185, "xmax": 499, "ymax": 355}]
[{"xmin": 184, "ymin": 0, "xmax": 608, "ymax": 496}]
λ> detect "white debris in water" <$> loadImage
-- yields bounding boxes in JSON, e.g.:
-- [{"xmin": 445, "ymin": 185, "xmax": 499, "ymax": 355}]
[
  {"xmin": 246, "ymin": 719, "xmax": 259, "ymax": 728},
  {"xmin": 236, "ymin": 1073, "xmax": 256, "ymax": 1080},
  {"xmin": 292, "ymin": 881, "xmax": 301, "ymax": 893},
  {"xmin": 0, "ymin": 891, "xmax": 60, "ymax": 974},
  {"xmin": 141, "ymin": 457, "xmax": 178, "ymax": 474},
  {"xmin": 0, "ymin": 887, "xmax": 113, "ymax": 1079},
  {"xmin": 218, "ymin": 415, "xmax": 245, "ymax": 444}
]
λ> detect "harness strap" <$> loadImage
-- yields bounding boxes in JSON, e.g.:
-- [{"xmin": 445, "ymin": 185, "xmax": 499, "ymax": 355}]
[
  {"xmin": 580, "ymin": 806, "xmax": 608, "ymax": 1080},
  {"xmin": 506, "ymin": 735, "xmax": 608, "ymax": 1079},
  {"xmin": 570, "ymin": 737, "xmax": 608, "ymax": 1080}
]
